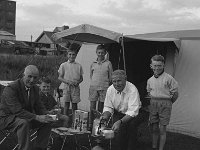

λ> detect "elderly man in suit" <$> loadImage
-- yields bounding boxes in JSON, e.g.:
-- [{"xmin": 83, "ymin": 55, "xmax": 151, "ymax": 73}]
[{"xmin": 0, "ymin": 65, "xmax": 54, "ymax": 150}]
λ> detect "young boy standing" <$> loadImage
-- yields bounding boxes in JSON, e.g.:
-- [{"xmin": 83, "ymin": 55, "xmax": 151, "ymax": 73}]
[
  {"xmin": 58, "ymin": 49, "xmax": 83, "ymax": 116},
  {"xmin": 39, "ymin": 77, "xmax": 69, "ymax": 127},
  {"xmin": 147, "ymin": 55, "xmax": 179, "ymax": 150},
  {"xmin": 88, "ymin": 45, "xmax": 113, "ymax": 128}
]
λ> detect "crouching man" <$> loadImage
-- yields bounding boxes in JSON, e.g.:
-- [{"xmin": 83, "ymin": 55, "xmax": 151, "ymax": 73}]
[{"xmin": 100, "ymin": 70, "xmax": 144, "ymax": 150}]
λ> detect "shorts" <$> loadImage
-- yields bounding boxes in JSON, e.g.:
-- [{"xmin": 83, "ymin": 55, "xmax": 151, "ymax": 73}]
[
  {"xmin": 63, "ymin": 85, "xmax": 81, "ymax": 103},
  {"xmin": 149, "ymin": 99, "xmax": 172, "ymax": 125},
  {"xmin": 89, "ymin": 87, "xmax": 107, "ymax": 102}
]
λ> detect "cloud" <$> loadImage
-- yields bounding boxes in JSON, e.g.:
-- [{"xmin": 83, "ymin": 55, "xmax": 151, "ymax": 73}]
[{"xmin": 15, "ymin": 0, "xmax": 200, "ymax": 40}]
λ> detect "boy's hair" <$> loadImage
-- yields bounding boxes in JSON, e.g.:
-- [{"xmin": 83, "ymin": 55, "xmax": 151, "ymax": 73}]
[
  {"xmin": 68, "ymin": 43, "xmax": 81, "ymax": 53},
  {"xmin": 151, "ymin": 55, "xmax": 165, "ymax": 63},
  {"xmin": 39, "ymin": 77, "xmax": 51, "ymax": 84},
  {"xmin": 67, "ymin": 49, "xmax": 77, "ymax": 55},
  {"xmin": 96, "ymin": 44, "xmax": 107, "ymax": 53}
]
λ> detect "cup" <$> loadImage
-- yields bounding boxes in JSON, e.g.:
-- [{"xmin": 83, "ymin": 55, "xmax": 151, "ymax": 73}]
[
  {"xmin": 49, "ymin": 115, "xmax": 57, "ymax": 120},
  {"xmin": 102, "ymin": 129, "xmax": 114, "ymax": 139}
]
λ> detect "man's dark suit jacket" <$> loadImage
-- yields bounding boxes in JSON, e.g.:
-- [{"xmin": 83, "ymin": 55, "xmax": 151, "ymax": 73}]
[{"xmin": 0, "ymin": 79, "xmax": 47, "ymax": 130}]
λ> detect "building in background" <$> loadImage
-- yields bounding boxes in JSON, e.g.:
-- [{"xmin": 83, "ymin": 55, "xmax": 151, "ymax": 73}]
[{"xmin": 0, "ymin": 0, "xmax": 16, "ymax": 35}]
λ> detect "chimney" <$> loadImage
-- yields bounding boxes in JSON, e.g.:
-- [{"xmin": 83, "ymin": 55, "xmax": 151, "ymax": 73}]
[{"xmin": 63, "ymin": 25, "xmax": 69, "ymax": 30}]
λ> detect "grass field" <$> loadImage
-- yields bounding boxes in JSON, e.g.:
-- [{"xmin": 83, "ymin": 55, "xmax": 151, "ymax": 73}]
[
  {"xmin": 0, "ymin": 54, "xmax": 67, "ymax": 89},
  {"xmin": 1, "ymin": 121, "xmax": 200, "ymax": 150}
]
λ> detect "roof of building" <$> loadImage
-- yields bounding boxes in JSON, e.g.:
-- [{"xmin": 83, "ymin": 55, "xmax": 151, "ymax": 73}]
[
  {"xmin": 35, "ymin": 31, "xmax": 55, "ymax": 42},
  {"xmin": 0, "ymin": 30, "xmax": 15, "ymax": 36}
]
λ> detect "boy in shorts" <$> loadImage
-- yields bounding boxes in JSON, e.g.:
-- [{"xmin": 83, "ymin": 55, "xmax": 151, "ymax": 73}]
[
  {"xmin": 58, "ymin": 49, "xmax": 83, "ymax": 116},
  {"xmin": 39, "ymin": 77, "xmax": 69, "ymax": 127},
  {"xmin": 147, "ymin": 55, "xmax": 179, "ymax": 150},
  {"xmin": 88, "ymin": 44, "xmax": 113, "ymax": 129}
]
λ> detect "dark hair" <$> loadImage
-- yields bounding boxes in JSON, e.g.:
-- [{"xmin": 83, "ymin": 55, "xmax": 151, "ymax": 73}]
[
  {"xmin": 39, "ymin": 77, "xmax": 51, "ymax": 84},
  {"xmin": 67, "ymin": 49, "xmax": 77, "ymax": 55},
  {"xmin": 151, "ymin": 55, "xmax": 165, "ymax": 63},
  {"xmin": 96, "ymin": 44, "xmax": 106, "ymax": 53}
]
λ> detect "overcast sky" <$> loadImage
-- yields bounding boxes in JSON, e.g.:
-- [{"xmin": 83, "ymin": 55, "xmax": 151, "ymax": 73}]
[{"xmin": 15, "ymin": 0, "xmax": 200, "ymax": 41}]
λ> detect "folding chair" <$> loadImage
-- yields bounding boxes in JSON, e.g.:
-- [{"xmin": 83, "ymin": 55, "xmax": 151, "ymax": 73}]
[{"xmin": 0, "ymin": 128, "xmax": 38, "ymax": 150}]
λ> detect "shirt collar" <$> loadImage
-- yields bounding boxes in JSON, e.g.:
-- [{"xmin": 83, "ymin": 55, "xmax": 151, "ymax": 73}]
[
  {"xmin": 154, "ymin": 70, "xmax": 164, "ymax": 78},
  {"xmin": 25, "ymin": 86, "xmax": 30, "ymax": 92},
  {"xmin": 94, "ymin": 59, "xmax": 107, "ymax": 64},
  {"xmin": 115, "ymin": 81, "xmax": 127, "ymax": 94},
  {"xmin": 67, "ymin": 60, "xmax": 76, "ymax": 64}
]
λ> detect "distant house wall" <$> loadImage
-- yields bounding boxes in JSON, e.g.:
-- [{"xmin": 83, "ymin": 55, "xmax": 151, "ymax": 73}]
[{"xmin": 36, "ymin": 34, "xmax": 56, "ymax": 55}]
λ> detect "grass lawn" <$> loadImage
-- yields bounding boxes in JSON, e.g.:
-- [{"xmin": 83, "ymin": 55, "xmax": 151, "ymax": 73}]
[{"xmin": 1, "ymin": 122, "xmax": 199, "ymax": 150}]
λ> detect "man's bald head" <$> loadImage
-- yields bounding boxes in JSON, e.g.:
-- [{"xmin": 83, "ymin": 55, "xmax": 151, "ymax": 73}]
[
  {"xmin": 24, "ymin": 65, "xmax": 39, "ymax": 76},
  {"xmin": 23, "ymin": 65, "xmax": 39, "ymax": 87},
  {"xmin": 112, "ymin": 70, "xmax": 127, "ymax": 80}
]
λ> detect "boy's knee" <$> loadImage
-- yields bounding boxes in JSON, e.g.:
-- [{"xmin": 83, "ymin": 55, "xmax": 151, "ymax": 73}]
[
  {"xmin": 151, "ymin": 123, "xmax": 159, "ymax": 133},
  {"xmin": 159, "ymin": 125, "xmax": 166, "ymax": 135}
]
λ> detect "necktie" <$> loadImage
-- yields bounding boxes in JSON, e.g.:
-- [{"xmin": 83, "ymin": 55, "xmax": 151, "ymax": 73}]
[
  {"xmin": 26, "ymin": 88, "xmax": 30, "ymax": 100},
  {"xmin": 117, "ymin": 91, "xmax": 121, "ymax": 95}
]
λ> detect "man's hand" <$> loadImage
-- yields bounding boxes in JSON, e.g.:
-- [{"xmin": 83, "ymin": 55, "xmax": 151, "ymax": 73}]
[
  {"xmin": 35, "ymin": 115, "xmax": 54, "ymax": 123},
  {"xmin": 49, "ymin": 108, "xmax": 61, "ymax": 115},
  {"xmin": 48, "ymin": 110, "xmax": 55, "ymax": 114},
  {"xmin": 112, "ymin": 120, "xmax": 122, "ymax": 132},
  {"xmin": 100, "ymin": 111, "xmax": 111, "ymax": 122}
]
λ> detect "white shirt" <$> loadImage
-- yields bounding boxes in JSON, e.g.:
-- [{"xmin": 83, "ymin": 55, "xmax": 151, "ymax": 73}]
[
  {"xmin": 58, "ymin": 60, "xmax": 83, "ymax": 89},
  {"xmin": 103, "ymin": 81, "xmax": 141, "ymax": 117}
]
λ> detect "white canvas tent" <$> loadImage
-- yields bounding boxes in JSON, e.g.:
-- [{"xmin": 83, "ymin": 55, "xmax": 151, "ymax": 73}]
[
  {"xmin": 53, "ymin": 25, "xmax": 200, "ymax": 139},
  {"xmin": 52, "ymin": 24, "xmax": 123, "ymax": 111},
  {"xmin": 125, "ymin": 30, "xmax": 200, "ymax": 138}
]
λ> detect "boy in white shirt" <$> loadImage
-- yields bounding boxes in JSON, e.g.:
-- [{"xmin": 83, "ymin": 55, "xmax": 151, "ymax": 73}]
[{"xmin": 58, "ymin": 50, "xmax": 83, "ymax": 116}]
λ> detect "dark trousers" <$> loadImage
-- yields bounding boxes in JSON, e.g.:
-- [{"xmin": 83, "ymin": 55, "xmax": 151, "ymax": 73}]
[
  {"xmin": 111, "ymin": 109, "xmax": 149, "ymax": 150},
  {"xmin": 7, "ymin": 117, "xmax": 52, "ymax": 150}
]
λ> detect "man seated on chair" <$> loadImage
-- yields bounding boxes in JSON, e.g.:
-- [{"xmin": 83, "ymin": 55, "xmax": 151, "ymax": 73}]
[
  {"xmin": 100, "ymin": 70, "xmax": 146, "ymax": 150},
  {"xmin": 0, "ymin": 65, "xmax": 54, "ymax": 150},
  {"xmin": 39, "ymin": 77, "xmax": 69, "ymax": 127}
]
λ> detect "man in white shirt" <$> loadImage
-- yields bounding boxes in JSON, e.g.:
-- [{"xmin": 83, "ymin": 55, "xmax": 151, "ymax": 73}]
[{"xmin": 101, "ymin": 70, "xmax": 146, "ymax": 150}]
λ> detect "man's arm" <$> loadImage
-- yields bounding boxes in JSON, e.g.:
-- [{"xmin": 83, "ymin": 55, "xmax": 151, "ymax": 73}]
[
  {"xmin": 126, "ymin": 85, "xmax": 141, "ymax": 117},
  {"xmin": 1, "ymin": 86, "xmax": 36, "ymax": 121},
  {"xmin": 101, "ymin": 87, "xmax": 114, "ymax": 125},
  {"xmin": 112, "ymin": 115, "xmax": 133, "ymax": 131}
]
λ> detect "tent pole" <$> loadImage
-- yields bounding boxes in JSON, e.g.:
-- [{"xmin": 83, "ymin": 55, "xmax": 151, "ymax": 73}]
[{"xmin": 121, "ymin": 34, "xmax": 126, "ymax": 74}]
